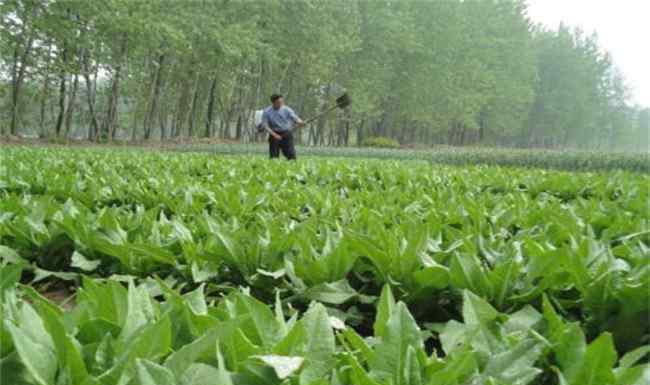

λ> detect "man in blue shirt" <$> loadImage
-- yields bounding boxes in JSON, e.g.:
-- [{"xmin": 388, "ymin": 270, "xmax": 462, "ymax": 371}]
[{"xmin": 260, "ymin": 94, "xmax": 305, "ymax": 160}]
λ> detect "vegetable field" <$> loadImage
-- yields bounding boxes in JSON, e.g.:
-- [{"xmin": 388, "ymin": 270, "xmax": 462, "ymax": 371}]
[{"xmin": 1, "ymin": 147, "xmax": 649, "ymax": 385}]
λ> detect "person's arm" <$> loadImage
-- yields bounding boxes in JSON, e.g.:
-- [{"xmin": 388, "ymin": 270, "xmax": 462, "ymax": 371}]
[
  {"xmin": 262, "ymin": 111, "xmax": 281, "ymax": 140},
  {"xmin": 287, "ymin": 107, "xmax": 305, "ymax": 128}
]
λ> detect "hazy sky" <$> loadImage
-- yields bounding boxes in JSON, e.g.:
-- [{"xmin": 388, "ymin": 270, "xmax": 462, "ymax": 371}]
[{"xmin": 527, "ymin": 0, "xmax": 650, "ymax": 107}]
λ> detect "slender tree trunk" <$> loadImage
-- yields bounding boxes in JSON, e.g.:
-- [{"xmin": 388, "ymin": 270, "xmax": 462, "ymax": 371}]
[
  {"xmin": 102, "ymin": 35, "xmax": 128, "ymax": 141},
  {"xmin": 83, "ymin": 51, "xmax": 99, "ymax": 141},
  {"xmin": 356, "ymin": 118, "xmax": 366, "ymax": 146},
  {"xmin": 160, "ymin": 107, "xmax": 167, "ymax": 140},
  {"xmin": 54, "ymin": 69, "xmax": 67, "ymax": 137},
  {"xmin": 144, "ymin": 53, "xmax": 165, "ymax": 140},
  {"xmin": 64, "ymin": 73, "xmax": 79, "ymax": 137},
  {"xmin": 9, "ymin": 32, "xmax": 35, "ymax": 136},
  {"xmin": 39, "ymin": 45, "xmax": 53, "ymax": 138},
  {"xmin": 187, "ymin": 74, "xmax": 201, "ymax": 138},
  {"xmin": 205, "ymin": 77, "xmax": 218, "ymax": 137},
  {"xmin": 173, "ymin": 77, "xmax": 192, "ymax": 138},
  {"xmin": 343, "ymin": 108, "xmax": 351, "ymax": 146},
  {"xmin": 478, "ymin": 108, "xmax": 487, "ymax": 142}
]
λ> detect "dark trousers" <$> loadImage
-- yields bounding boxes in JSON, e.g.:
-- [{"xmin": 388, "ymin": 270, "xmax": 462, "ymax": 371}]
[{"xmin": 269, "ymin": 131, "xmax": 296, "ymax": 160}]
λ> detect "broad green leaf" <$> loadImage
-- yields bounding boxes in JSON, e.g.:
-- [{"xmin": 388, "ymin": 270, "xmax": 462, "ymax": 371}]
[
  {"xmin": 299, "ymin": 303, "xmax": 336, "ymax": 385},
  {"xmin": 450, "ymin": 253, "xmax": 491, "ymax": 296},
  {"xmin": 0, "ymin": 245, "xmax": 23, "ymax": 263},
  {"xmin": 412, "ymin": 265, "xmax": 450, "ymax": 290},
  {"xmin": 374, "ymin": 284, "xmax": 395, "ymax": 338},
  {"xmin": 4, "ymin": 319, "xmax": 57, "ymax": 385},
  {"xmin": 303, "ymin": 279, "xmax": 358, "ymax": 305},
  {"xmin": 346, "ymin": 354, "xmax": 383, "ymax": 385},
  {"xmin": 462, "ymin": 290, "xmax": 499, "ymax": 325},
  {"xmin": 33, "ymin": 300, "xmax": 88, "ymax": 384},
  {"xmin": 482, "ymin": 338, "xmax": 542, "ymax": 385},
  {"xmin": 180, "ymin": 363, "xmax": 224, "ymax": 385},
  {"xmin": 71, "ymin": 251, "xmax": 101, "ymax": 271},
  {"xmin": 136, "ymin": 359, "xmax": 176, "ymax": 385},
  {"xmin": 614, "ymin": 364, "xmax": 650, "ymax": 385},
  {"xmin": 120, "ymin": 281, "xmax": 156, "ymax": 342},
  {"xmin": 370, "ymin": 302, "xmax": 422, "ymax": 385},
  {"xmin": 570, "ymin": 333, "xmax": 617, "ymax": 385},
  {"xmin": 255, "ymin": 355, "xmax": 304, "ymax": 379},
  {"xmin": 619, "ymin": 346, "xmax": 650, "ymax": 369},
  {"xmin": 0, "ymin": 263, "xmax": 23, "ymax": 298},
  {"xmin": 504, "ymin": 305, "xmax": 542, "ymax": 335},
  {"xmin": 164, "ymin": 328, "xmax": 221, "ymax": 375}
]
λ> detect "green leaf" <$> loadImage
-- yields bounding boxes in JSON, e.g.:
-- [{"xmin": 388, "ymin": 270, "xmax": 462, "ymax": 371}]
[
  {"xmin": 370, "ymin": 302, "xmax": 422, "ymax": 385},
  {"xmin": 614, "ymin": 364, "xmax": 650, "ymax": 385},
  {"xmin": 71, "ymin": 251, "xmax": 101, "ymax": 272},
  {"xmin": 346, "ymin": 354, "xmax": 383, "ymax": 385},
  {"xmin": 180, "ymin": 363, "xmax": 224, "ymax": 385},
  {"xmin": 570, "ymin": 333, "xmax": 617, "ymax": 385},
  {"xmin": 412, "ymin": 265, "xmax": 450, "ymax": 290},
  {"xmin": 136, "ymin": 359, "xmax": 176, "ymax": 385},
  {"xmin": 619, "ymin": 346, "xmax": 650, "ymax": 369},
  {"xmin": 4, "ymin": 308, "xmax": 57, "ymax": 385},
  {"xmin": 33, "ymin": 300, "xmax": 88, "ymax": 384},
  {"xmin": 450, "ymin": 253, "xmax": 491, "ymax": 296},
  {"xmin": 164, "ymin": 328, "xmax": 222, "ymax": 375},
  {"xmin": 299, "ymin": 303, "xmax": 336, "ymax": 385},
  {"xmin": 0, "ymin": 263, "xmax": 23, "ymax": 298},
  {"xmin": 255, "ymin": 355, "xmax": 304, "ymax": 379},
  {"xmin": 504, "ymin": 305, "xmax": 542, "ymax": 335},
  {"xmin": 483, "ymin": 338, "xmax": 542, "ymax": 385},
  {"xmin": 462, "ymin": 290, "xmax": 499, "ymax": 325},
  {"xmin": 303, "ymin": 279, "xmax": 358, "ymax": 304},
  {"xmin": 374, "ymin": 284, "xmax": 396, "ymax": 338},
  {"xmin": 120, "ymin": 280, "xmax": 156, "ymax": 342},
  {"xmin": 0, "ymin": 245, "xmax": 23, "ymax": 264}
]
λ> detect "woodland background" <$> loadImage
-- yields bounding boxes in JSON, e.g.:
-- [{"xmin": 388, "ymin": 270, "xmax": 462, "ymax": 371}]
[{"xmin": 1, "ymin": 0, "xmax": 649, "ymax": 150}]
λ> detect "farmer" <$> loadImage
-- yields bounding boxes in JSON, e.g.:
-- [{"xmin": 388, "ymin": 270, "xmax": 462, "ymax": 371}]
[{"xmin": 260, "ymin": 94, "xmax": 305, "ymax": 160}]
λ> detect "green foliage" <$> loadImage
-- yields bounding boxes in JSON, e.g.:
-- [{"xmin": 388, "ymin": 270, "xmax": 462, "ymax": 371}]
[
  {"xmin": 181, "ymin": 143, "xmax": 650, "ymax": 173},
  {"xmin": 0, "ymin": 147, "xmax": 649, "ymax": 384},
  {"xmin": 1, "ymin": 274, "xmax": 648, "ymax": 385},
  {"xmin": 361, "ymin": 136, "xmax": 400, "ymax": 149},
  {"xmin": 0, "ymin": 0, "xmax": 645, "ymax": 149}
]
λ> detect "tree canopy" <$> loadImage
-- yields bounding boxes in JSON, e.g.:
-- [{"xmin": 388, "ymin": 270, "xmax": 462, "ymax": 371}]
[{"xmin": 0, "ymin": 0, "xmax": 646, "ymax": 150}]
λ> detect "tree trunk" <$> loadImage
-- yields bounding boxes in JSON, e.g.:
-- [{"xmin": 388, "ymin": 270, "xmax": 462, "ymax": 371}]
[
  {"xmin": 343, "ymin": 108, "xmax": 351, "ymax": 146},
  {"xmin": 173, "ymin": 77, "xmax": 192, "ymax": 138},
  {"xmin": 39, "ymin": 44, "xmax": 53, "ymax": 138},
  {"xmin": 160, "ymin": 108, "xmax": 167, "ymax": 140},
  {"xmin": 64, "ymin": 73, "xmax": 79, "ymax": 137},
  {"xmin": 187, "ymin": 74, "xmax": 201, "ymax": 138},
  {"xmin": 9, "ymin": 31, "xmax": 35, "ymax": 136},
  {"xmin": 83, "ymin": 51, "xmax": 100, "ymax": 141},
  {"xmin": 205, "ymin": 77, "xmax": 218, "ymax": 137},
  {"xmin": 144, "ymin": 53, "xmax": 165, "ymax": 140},
  {"xmin": 478, "ymin": 108, "xmax": 487, "ymax": 142},
  {"xmin": 54, "ymin": 70, "xmax": 67, "ymax": 137},
  {"xmin": 356, "ymin": 118, "xmax": 366, "ymax": 146},
  {"xmin": 102, "ymin": 35, "xmax": 128, "ymax": 141}
]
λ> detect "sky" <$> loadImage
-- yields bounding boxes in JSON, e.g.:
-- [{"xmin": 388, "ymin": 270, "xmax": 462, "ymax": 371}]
[{"xmin": 527, "ymin": 0, "xmax": 650, "ymax": 107}]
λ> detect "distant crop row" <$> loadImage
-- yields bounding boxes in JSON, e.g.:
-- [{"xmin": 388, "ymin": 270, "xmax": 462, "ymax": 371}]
[
  {"xmin": 174, "ymin": 143, "xmax": 650, "ymax": 173},
  {"xmin": 0, "ymin": 147, "xmax": 649, "ymax": 384}
]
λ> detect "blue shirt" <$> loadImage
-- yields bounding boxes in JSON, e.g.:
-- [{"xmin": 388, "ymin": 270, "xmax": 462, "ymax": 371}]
[{"xmin": 262, "ymin": 106, "xmax": 300, "ymax": 132}]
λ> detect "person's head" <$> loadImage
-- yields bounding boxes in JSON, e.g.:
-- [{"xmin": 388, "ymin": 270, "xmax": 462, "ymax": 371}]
[{"xmin": 270, "ymin": 94, "xmax": 284, "ymax": 109}]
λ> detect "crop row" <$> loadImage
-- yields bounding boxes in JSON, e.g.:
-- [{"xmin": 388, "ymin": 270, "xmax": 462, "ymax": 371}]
[
  {"xmin": 1, "ymin": 264, "xmax": 648, "ymax": 385},
  {"xmin": 0, "ymin": 147, "xmax": 649, "ymax": 384},
  {"xmin": 173, "ymin": 143, "xmax": 650, "ymax": 173}
]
